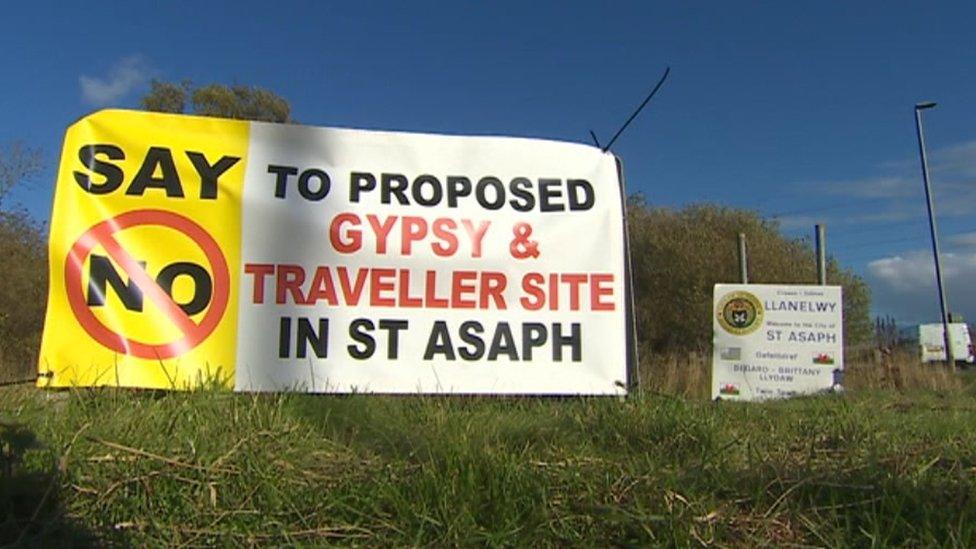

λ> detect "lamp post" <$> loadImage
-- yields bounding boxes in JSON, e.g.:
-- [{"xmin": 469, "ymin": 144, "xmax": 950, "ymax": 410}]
[{"xmin": 914, "ymin": 101, "xmax": 954, "ymax": 365}]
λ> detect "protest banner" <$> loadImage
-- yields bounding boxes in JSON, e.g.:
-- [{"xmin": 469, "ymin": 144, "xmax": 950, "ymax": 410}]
[{"xmin": 39, "ymin": 110, "xmax": 633, "ymax": 394}]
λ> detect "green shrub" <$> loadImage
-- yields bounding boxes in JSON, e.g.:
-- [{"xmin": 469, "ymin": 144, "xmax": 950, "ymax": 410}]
[
  {"xmin": 0, "ymin": 210, "xmax": 47, "ymax": 382},
  {"xmin": 627, "ymin": 197, "xmax": 872, "ymax": 353}
]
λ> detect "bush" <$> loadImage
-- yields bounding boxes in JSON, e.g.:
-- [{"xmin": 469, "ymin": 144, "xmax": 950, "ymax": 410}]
[
  {"xmin": 0, "ymin": 210, "xmax": 47, "ymax": 382},
  {"xmin": 627, "ymin": 197, "xmax": 872, "ymax": 354}
]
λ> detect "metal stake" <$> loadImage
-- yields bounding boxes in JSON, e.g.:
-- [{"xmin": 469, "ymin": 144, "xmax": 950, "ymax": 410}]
[
  {"xmin": 738, "ymin": 233, "xmax": 748, "ymax": 284},
  {"xmin": 815, "ymin": 224, "xmax": 827, "ymax": 285},
  {"xmin": 914, "ymin": 101, "xmax": 954, "ymax": 365}
]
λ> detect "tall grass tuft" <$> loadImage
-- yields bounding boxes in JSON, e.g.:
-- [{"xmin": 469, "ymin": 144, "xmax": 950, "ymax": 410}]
[
  {"xmin": 3, "ymin": 380, "xmax": 976, "ymax": 545},
  {"xmin": 639, "ymin": 348, "xmax": 711, "ymax": 399},
  {"xmin": 638, "ymin": 347, "xmax": 966, "ymax": 398},
  {"xmin": 845, "ymin": 348, "xmax": 965, "ymax": 392}
]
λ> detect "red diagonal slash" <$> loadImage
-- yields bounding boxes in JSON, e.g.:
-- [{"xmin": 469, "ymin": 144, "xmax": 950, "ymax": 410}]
[{"xmin": 64, "ymin": 209, "xmax": 230, "ymax": 359}]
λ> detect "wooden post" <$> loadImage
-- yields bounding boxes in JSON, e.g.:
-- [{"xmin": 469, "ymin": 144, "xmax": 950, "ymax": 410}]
[
  {"xmin": 738, "ymin": 233, "xmax": 748, "ymax": 283},
  {"xmin": 815, "ymin": 224, "xmax": 827, "ymax": 285}
]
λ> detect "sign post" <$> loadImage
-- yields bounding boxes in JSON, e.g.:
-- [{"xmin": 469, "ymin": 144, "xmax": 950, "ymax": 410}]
[{"xmin": 712, "ymin": 284, "xmax": 843, "ymax": 401}]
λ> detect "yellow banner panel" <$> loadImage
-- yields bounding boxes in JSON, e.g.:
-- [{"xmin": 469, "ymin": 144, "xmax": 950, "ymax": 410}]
[{"xmin": 38, "ymin": 110, "xmax": 248, "ymax": 389}]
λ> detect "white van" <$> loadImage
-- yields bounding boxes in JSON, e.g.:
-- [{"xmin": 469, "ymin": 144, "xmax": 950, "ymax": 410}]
[{"xmin": 918, "ymin": 323, "xmax": 975, "ymax": 364}]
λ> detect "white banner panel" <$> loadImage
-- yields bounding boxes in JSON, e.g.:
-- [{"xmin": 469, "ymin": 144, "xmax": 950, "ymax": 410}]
[
  {"xmin": 40, "ymin": 110, "xmax": 632, "ymax": 394},
  {"xmin": 235, "ymin": 123, "xmax": 630, "ymax": 394},
  {"xmin": 711, "ymin": 284, "xmax": 843, "ymax": 401}
]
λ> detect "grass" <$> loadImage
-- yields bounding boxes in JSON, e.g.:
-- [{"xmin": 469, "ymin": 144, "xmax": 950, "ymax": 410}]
[{"xmin": 1, "ymin": 354, "xmax": 975, "ymax": 546}]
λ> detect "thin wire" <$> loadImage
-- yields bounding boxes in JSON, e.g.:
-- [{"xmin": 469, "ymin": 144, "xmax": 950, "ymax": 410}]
[
  {"xmin": 602, "ymin": 66, "xmax": 671, "ymax": 153},
  {"xmin": 588, "ymin": 130, "xmax": 602, "ymax": 148},
  {"xmin": 0, "ymin": 377, "xmax": 38, "ymax": 387}
]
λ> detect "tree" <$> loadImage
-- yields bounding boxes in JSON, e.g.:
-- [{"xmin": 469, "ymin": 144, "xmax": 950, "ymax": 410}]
[
  {"xmin": 0, "ymin": 210, "xmax": 47, "ymax": 381},
  {"xmin": 626, "ymin": 197, "xmax": 873, "ymax": 353},
  {"xmin": 0, "ymin": 141, "xmax": 42, "ymax": 209},
  {"xmin": 141, "ymin": 80, "xmax": 189, "ymax": 114},
  {"xmin": 141, "ymin": 80, "xmax": 293, "ymax": 123},
  {"xmin": 0, "ymin": 142, "xmax": 46, "ymax": 381}
]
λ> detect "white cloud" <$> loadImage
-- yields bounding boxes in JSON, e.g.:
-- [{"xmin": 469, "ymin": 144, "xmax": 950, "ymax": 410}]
[
  {"xmin": 868, "ymin": 250, "xmax": 976, "ymax": 323},
  {"xmin": 783, "ymin": 141, "xmax": 976, "ymax": 224},
  {"xmin": 774, "ymin": 214, "xmax": 827, "ymax": 230},
  {"xmin": 949, "ymin": 232, "xmax": 976, "ymax": 250},
  {"xmin": 849, "ymin": 205, "xmax": 923, "ymax": 224},
  {"xmin": 79, "ymin": 55, "xmax": 152, "ymax": 106},
  {"xmin": 825, "ymin": 176, "xmax": 916, "ymax": 200},
  {"xmin": 933, "ymin": 141, "xmax": 976, "ymax": 179}
]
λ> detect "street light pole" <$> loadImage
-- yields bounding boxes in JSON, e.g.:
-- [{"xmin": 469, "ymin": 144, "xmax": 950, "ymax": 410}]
[{"xmin": 914, "ymin": 101, "xmax": 954, "ymax": 365}]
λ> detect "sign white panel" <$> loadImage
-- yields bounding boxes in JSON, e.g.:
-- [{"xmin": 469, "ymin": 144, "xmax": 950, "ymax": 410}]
[
  {"xmin": 235, "ymin": 123, "xmax": 631, "ymax": 394},
  {"xmin": 712, "ymin": 284, "xmax": 843, "ymax": 401}
]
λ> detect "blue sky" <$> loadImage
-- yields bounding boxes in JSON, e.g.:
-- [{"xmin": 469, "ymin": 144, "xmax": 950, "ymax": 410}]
[{"xmin": 2, "ymin": 1, "xmax": 975, "ymax": 325}]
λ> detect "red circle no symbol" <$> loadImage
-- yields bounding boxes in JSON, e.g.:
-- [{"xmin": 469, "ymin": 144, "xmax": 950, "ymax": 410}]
[{"xmin": 64, "ymin": 209, "xmax": 230, "ymax": 360}]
